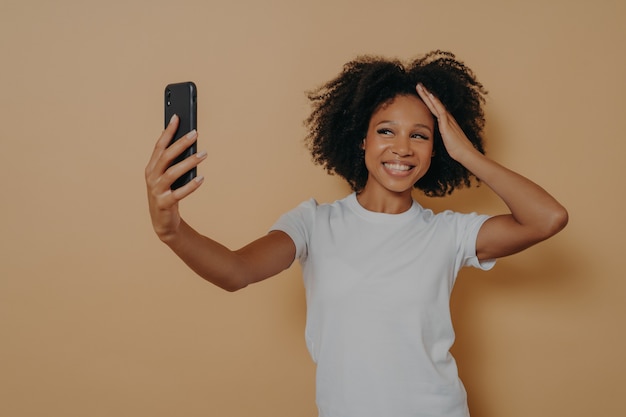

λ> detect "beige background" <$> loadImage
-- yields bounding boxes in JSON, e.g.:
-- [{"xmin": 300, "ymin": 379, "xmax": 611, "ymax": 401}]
[{"xmin": 1, "ymin": 0, "xmax": 624, "ymax": 416}]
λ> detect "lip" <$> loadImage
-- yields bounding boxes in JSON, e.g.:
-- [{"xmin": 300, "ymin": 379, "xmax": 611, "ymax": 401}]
[{"xmin": 382, "ymin": 161, "xmax": 416, "ymax": 176}]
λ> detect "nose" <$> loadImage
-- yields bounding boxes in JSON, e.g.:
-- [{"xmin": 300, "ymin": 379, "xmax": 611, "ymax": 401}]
[{"xmin": 391, "ymin": 135, "xmax": 413, "ymax": 157}]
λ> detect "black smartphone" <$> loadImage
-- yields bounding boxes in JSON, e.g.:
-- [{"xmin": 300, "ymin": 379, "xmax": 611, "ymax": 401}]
[{"xmin": 164, "ymin": 81, "xmax": 197, "ymax": 190}]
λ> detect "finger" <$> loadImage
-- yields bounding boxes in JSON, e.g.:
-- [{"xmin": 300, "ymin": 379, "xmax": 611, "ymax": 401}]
[
  {"xmin": 416, "ymin": 83, "xmax": 449, "ymax": 119},
  {"xmin": 416, "ymin": 84, "xmax": 441, "ymax": 118},
  {"xmin": 149, "ymin": 129, "xmax": 199, "ymax": 188},
  {"xmin": 155, "ymin": 129, "xmax": 199, "ymax": 176},
  {"xmin": 150, "ymin": 147, "xmax": 206, "ymax": 196},
  {"xmin": 149, "ymin": 174, "xmax": 204, "ymax": 214},
  {"xmin": 151, "ymin": 172, "xmax": 204, "ymax": 211},
  {"xmin": 162, "ymin": 149, "xmax": 207, "ymax": 189},
  {"xmin": 149, "ymin": 170, "xmax": 205, "ymax": 213},
  {"xmin": 146, "ymin": 114, "xmax": 180, "ymax": 177},
  {"xmin": 170, "ymin": 174, "xmax": 205, "ymax": 201}
]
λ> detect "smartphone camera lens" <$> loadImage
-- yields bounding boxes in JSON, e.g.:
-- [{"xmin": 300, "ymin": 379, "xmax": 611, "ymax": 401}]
[{"xmin": 166, "ymin": 90, "xmax": 171, "ymax": 106}]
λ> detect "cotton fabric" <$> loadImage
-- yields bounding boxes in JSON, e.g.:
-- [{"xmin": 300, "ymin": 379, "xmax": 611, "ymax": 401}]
[{"xmin": 271, "ymin": 193, "xmax": 494, "ymax": 417}]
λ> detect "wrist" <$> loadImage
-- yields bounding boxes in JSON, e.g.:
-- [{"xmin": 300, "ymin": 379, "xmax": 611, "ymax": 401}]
[
  {"xmin": 448, "ymin": 143, "xmax": 482, "ymax": 165},
  {"xmin": 154, "ymin": 220, "xmax": 183, "ymax": 245}
]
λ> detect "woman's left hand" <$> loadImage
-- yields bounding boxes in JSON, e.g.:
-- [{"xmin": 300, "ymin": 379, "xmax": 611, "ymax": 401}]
[
  {"xmin": 416, "ymin": 83, "xmax": 568, "ymax": 260},
  {"xmin": 416, "ymin": 83, "xmax": 476, "ymax": 161}
]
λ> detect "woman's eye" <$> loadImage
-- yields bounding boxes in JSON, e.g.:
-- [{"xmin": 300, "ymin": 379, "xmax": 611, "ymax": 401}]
[
  {"xmin": 411, "ymin": 133, "xmax": 429, "ymax": 140},
  {"xmin": 377, "ymin": 128, "xmax": 393, "ymax": 135}
]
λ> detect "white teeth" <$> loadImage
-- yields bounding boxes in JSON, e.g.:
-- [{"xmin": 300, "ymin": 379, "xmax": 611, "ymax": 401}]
[{"xmin": 384, "ymin": 163, "xmax": 411, "ymax": 171}]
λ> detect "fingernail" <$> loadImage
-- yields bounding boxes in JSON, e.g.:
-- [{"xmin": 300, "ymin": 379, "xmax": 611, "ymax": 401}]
[
  {"xmin": 196, "ymin": 150, "xmax": 207, "ymax": 158},
  {"xmin": 169, "ymin": 114, "xmax": 178, "ymax": 124},
  {"xmin": 195, "ymin": 175, "xmax": 205, "ymax": 184},
  {"xmin": 186, "ymin": 129, "xmax": 197, "ymax": 140}
]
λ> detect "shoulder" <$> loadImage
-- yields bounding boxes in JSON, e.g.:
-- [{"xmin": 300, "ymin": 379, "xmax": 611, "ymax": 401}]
[
  {"xmin": 429, "ymin": 208, "xmax": 489, "ymax": 223},
  {"xmin": 419, "ymin": 208, "xmax": 491, "ymax": 238},
  {"xmin": 288, "ymin": 194, "xmax": 354, "ymax": 217},
  {"xmin": 272, "ymin": 194, "xmax": 351, "ymax": 228}
]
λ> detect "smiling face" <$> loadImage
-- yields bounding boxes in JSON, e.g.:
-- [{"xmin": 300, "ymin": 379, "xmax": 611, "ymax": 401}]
[{"xmin": 359, "ymin": 94, "xmax": 435, "ymax": 211}]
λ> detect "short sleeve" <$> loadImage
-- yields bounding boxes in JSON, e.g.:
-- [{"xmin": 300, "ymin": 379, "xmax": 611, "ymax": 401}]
[
  {"xmin": 453, "ymin": 211, "xmax": 496, "ymax": 271},
  {"xmin": 269, "ymin": 198, "xmax": 318, "ymax": 263}
]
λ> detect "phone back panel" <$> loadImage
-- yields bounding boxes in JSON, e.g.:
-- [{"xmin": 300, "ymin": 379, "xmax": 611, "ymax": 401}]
[{"xmin": 164, "ymin": 81, "xmax": 197, "ymax": 189}]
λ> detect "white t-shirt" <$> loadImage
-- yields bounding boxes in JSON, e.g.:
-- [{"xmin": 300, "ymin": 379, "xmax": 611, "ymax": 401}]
[{"xmin": 270, "ymin": 193, "xmax": 495, "ymax": 417}]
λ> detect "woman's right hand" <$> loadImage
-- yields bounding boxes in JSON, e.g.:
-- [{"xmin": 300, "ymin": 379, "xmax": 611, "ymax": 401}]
[{"xmin": 145, "ymin": 115, "xmax": 207, "ymax": 242}]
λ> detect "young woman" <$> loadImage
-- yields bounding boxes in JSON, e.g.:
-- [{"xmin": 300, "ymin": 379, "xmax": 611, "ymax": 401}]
[{"xmin": 145, "ymin": 50, "xmax": 568, "ymax": 417}]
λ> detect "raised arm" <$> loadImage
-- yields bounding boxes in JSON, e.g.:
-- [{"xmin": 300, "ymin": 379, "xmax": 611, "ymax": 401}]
[
  {"xmin": 417, "ymin": 84, "xmax": 568, "ymax": 260},
  {"xmin": 145, "ymin": 115, "xmax": 296, "ymax": 291}
]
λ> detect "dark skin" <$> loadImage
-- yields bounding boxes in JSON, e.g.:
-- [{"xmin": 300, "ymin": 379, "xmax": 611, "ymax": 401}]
[{"xmin": 145, "ymin": 86, "xmax": 568, "ymax": 291}]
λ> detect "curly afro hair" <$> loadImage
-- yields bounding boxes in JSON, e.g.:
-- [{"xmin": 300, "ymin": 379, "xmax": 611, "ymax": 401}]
[{"xmin": 304, "ymin": 50, "xmax": 487, "ymax": 197}]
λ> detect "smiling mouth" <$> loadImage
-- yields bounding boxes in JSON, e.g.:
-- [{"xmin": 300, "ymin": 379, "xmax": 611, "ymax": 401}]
[{"xmin": 383, "ymin": 162, "xmax": 414, "ymax": 172}]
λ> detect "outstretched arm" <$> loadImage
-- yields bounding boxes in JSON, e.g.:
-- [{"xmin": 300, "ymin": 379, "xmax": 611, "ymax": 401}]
[
  {"xmin": 417, "ymin": 84, "xmax": 568, "ymax": 260},
  {"xmin": 145, "ymin": 115, "xmax": 295, "ymax": 291}
]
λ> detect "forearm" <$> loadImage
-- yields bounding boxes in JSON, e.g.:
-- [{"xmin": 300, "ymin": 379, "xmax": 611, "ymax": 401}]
[
  {"xmin": 161, "ymin": 220, "xmax": 249, "ymax": 292},
  {"xmin": 458, "ymin": 149, "xmax": 568, "ymax": 238},
  {"xmin": 160, "ymin": 220, "xmax": 296, "ymax": 291}
]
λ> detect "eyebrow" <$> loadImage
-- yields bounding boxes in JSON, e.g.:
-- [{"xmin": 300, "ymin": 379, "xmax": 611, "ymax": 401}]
[{"xmin": 377, "ymin": 120, "xmax": 433, "ymax": 133}]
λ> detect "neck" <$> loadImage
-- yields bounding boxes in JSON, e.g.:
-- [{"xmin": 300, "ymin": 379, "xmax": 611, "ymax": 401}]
[{"xmin": 355, "ymin": 187, "xmax": 413, "ymax": 214}]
